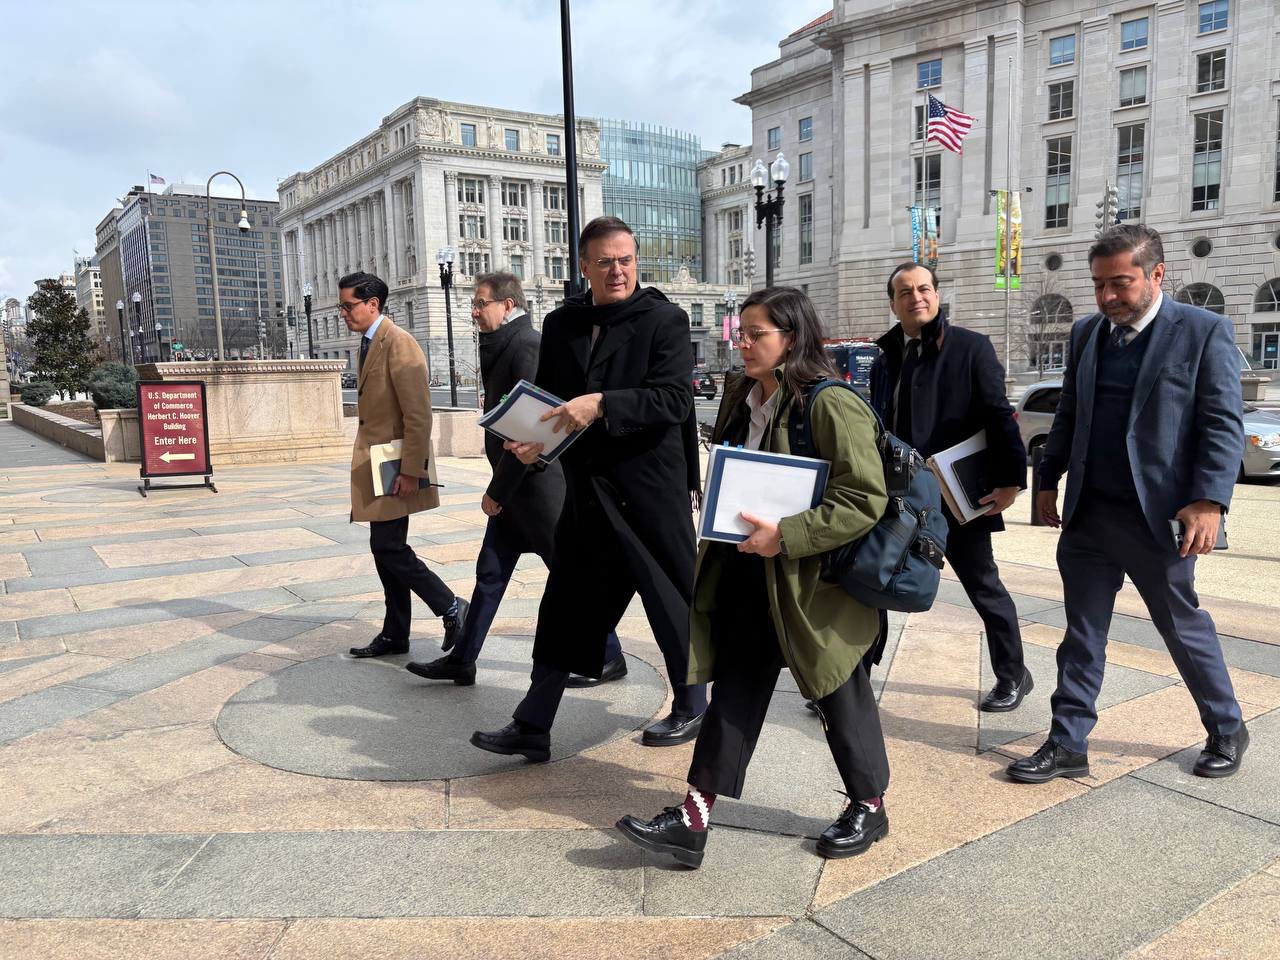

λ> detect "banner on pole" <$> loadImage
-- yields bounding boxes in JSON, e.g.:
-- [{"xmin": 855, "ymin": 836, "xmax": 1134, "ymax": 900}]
[
  {"xmin": 911, "ymin": 207, "xmax": 923, "ymax": 265},
  {"xmin": 925, "ymin": 207, "xmax": 939, "ymax": 270},
  {"xmin": 995, "ymin": 191, "xmax": 1022, "ymax": 290}
]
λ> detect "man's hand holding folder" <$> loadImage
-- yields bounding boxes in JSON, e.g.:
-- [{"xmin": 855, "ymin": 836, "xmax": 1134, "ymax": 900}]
[{"xmin": 503, "ymin": 391, "xmax": 604, "ymax": 465}]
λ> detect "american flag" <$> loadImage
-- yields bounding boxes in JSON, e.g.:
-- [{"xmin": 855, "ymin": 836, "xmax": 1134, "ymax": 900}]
[
  {"xmin": 149, "ymin": 173, "xmax": 166, "ymax": 185},
  {"xmin": 926, "ymin": 94, "xmax": 975, "ymax": 154}
]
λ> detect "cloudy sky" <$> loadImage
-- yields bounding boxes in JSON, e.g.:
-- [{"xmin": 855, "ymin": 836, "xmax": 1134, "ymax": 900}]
[{"xmin": 0, "ymin": 0, "xmax": 811, "ymax": 305}]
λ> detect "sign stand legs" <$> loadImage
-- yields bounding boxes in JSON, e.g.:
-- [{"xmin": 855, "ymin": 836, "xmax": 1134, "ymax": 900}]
[{"xmin": 138, "ymin": 475, "xmax": 218, "ymax": 497}]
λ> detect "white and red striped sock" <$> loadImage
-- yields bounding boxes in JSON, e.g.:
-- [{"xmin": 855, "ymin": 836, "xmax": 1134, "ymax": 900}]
[{"xmin": 679, "ymin": 787, "xmax": 716, "ymax": 831}]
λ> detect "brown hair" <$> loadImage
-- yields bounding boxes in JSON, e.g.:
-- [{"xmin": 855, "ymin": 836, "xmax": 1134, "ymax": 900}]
[
  {"xmin": 1088, "ymin": 224, "xmax": 1165, "ymax": 277},
  {"xmin": 474, "ymin": 271, "xmax": 528, "ymax": 311},
  {"xmin": 739, "ymin": 286, "xmax": 839, "ymax": 410}
]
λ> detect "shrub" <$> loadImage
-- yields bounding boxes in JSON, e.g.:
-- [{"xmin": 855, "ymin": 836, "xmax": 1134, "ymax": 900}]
[
  {"xmin": 88, "ymin": 362, "xmax": 138, "ymax": 410},
  {"xmin": 19, "ymin": 381, "xmax": 54, "ymax": 407}
]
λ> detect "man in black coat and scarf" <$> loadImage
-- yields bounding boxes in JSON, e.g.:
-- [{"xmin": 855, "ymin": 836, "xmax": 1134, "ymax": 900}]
[
  {"xmin": 471, "ymin": 216, "xmax": 708, "ymax": 762},
  {"xmin": 870, "ymin": 263, "xmax": 1032, "ymax": 712},
  {"xmin": 405, "ymin": 271, "xmax": 621, "ymax": 685}
]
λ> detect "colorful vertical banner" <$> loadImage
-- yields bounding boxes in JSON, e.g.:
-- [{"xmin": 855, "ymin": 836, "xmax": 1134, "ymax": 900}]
[
  {"xmin": 925, "ymin": 207, "xmax": 939, "ymax": 270},
  {"xmin": 910, "ymin": 206, "xmax": 923, "ymax": 265},
  {"xmin": 995, "ymin": 191, "xmax": 1022, "ymax": 290}
]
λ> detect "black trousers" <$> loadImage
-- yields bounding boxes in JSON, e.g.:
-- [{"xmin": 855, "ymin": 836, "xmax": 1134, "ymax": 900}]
[
  {"xmin": 370, "ymin": 516, "xmax": 455, "ymax": 642},
  {"xmin": 945, "ymin": 524, "xmax": 1025, "ymax": 684},
  {"xmin": 685, "ymin": 551, "xmax": 890, "ymax": 802}
]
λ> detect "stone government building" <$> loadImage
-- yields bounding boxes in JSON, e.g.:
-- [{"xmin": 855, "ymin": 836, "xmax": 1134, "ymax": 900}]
[{"xmin": 728, "ymin": 1, "xmax": 1280, "ymax": 373}]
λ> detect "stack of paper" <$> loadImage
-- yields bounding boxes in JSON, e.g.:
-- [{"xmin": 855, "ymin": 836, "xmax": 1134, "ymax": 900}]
[
  {"xmin": 478, "ymin": 380, "xmax": 584, "ymax": 464},
  {"xmin": 369, "ymin": 439, "xmax": 439, "ymax": 497},
  {"xmin": 926, "ymin": 430, "xmax": 992, "ymax": 524},
  {"xmin": 699, "ymin": 446, "xmax": 830, "ymax": 543}
]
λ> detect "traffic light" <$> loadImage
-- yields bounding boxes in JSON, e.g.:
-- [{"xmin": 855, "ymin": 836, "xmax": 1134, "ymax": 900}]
[
  {"xmin": 1095, "ymin": 184, "xmax": 1120, "ymax": 239},
  {"xmin": 743, "ymin": 246, "xmax": 757, "ymax": 279},
  {"xmin": 257, "ymin": 319, "xmax": 266, "ymax": 340}
]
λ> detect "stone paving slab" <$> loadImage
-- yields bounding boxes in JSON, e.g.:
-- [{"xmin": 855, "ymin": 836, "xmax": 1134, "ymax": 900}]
[
  {"xmin": 0, "ymin": 834, "xmax": 210, "ymax": 918},
  {"xmin": 0, "ymin": 684, "xmax": 126, "ymax": 744},
  {"xmin": 215, "ymin": 639, "xmax": 667, "ymax": 781},
  {"xmin": 642, "ymin": 827, "xmax": 823, "ymax": 917},
  {"xmin": 70, "ymin": 636, "xmax": 267, "ymax": 697},
  {"xmin": 21, "ymin": 546, "xmax": 103, "ymax": 578},
  {"xmin": 0, "ymin": 422, "xmax": 95, "ymax": 467},
  {"xmin": 1132, "ymin": 706, "xmax": 1280, "ymax": 826},
  {"xmin": 715, "ymin": 919, "xmax": 873, "ymax": 959},
  {"xmin": 934, "ymin": 577, "xmax": 1063, "ymax": 618},
  {"xmin": 977, "ymin": 638, "xmax": 1175, "ymax": 751},
  {"xmin": 134, "ymin": 830, "xmax": 643, "ymax": 918},
  {"xmin": 814, "ymin": 778, "xmax": 1280, "ymax": 960},
  {"xmin": 5, "ymin": 556, "xmax": 248, "ymax": 594}
]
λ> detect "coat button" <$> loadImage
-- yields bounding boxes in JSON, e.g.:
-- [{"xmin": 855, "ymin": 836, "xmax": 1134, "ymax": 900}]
[{"xmin": 358, "ymin": 419, "xmax": 364, "ymax": 425}]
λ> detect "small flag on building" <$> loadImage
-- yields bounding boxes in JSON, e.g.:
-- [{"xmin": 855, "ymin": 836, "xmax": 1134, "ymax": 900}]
[
  {"xmin": 149, "ymin": 173, "xmax": 166, "ymax": 185},
  {"xmin": 926, "ymin": 95, "xmax": 975, "ymax": 154}
]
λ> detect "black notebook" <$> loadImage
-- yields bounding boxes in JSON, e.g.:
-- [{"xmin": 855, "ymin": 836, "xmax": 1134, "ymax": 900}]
[{"xmin": 950, "ymin": 450, "xmax": 993, "ymax": 513}]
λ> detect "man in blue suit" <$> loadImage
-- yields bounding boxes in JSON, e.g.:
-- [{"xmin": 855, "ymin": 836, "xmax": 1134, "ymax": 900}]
[{"xmin": 1009, "ymin": 224, "xmax": 1248, "ymax": 783}]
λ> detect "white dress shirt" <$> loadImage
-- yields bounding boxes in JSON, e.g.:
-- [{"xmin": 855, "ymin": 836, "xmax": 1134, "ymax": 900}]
[
  {"xmin": 1109, "ymin": 292, "xmax": 1162, "ymax": 345},
  {"xmin": 745, "ymin": 379, "xmax": 781, "ymax": 451}
]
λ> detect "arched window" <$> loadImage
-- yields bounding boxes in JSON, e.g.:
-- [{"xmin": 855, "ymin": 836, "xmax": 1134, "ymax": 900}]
[
  {"xmin": 1253, "ymin": 280, "xmax": 1280, "ymax": 312},
  {"xmin": 1029, "ymin": 294, "xmax": 1073, "ymax": 325},
  {"xmin": 1176, "ymin": 283, "xmax": 1225, "ymax": 314}
]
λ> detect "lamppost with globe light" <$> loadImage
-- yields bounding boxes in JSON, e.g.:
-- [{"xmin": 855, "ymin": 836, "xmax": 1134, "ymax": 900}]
[
  {"xmin": 206, "ymin": 171, "xmax": 253, "ymax": 360},
  {"xmin": 115, "ymin": 298, "xmax": 130, "ymax": 364},
  {"xmin": 437, "ymin": 246, "xmax": 458, "ymax": 407},
  {"xmin": 750, "ymin": 153, "xmax": 790, "ymax": 288},
  {"xmin": 130, "ymin": 292, "xmax": 144, "ymax": 361}
]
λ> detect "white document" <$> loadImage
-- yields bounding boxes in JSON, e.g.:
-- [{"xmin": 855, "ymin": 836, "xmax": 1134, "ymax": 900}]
[
  {"xmin": 477, "ymin": 380, "xmax": 582, "ymax": 463},
  {"xmin": 700, "ymin": 446, "xmax": 829, "ymax": 543},
  {"xmin": 925, "ymin": 429, "xmax": 988, "ymax": 524}
]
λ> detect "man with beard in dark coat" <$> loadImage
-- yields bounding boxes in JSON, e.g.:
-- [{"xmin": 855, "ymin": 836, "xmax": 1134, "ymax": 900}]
[
  {"xmin": 869, "ymin": 263, "xmax": 1031, "ymax": 712},
  {"xmin": 405, "ymin": 271, "xmax": 621, "ymax": 684},
  {"xmin": 471, "ymin": 216, "xmax": 708, "ymax": 762}
]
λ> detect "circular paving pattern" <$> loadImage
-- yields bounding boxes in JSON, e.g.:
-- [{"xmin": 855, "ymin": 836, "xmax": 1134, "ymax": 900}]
[{"xmin": 216, "ymin": 635, "xmax": 667, "ymax": 780}]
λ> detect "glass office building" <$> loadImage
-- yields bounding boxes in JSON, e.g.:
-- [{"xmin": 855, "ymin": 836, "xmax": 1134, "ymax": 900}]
[{"xmin": 598, "ymin": 119, "xmax": 702, "ymax": 284}]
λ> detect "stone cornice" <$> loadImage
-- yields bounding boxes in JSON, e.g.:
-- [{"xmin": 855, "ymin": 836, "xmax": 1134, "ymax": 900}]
[
  {"xmin": 818, "ymin": 0, "xmax": 1016, "ymax": 42},
  {"xmin": 735, "ymin": 62, "xmax": 832, "ymax": 108},
  {"xmin": 137, "ymin": 360, "xmax": 347, "ymax": 376}
]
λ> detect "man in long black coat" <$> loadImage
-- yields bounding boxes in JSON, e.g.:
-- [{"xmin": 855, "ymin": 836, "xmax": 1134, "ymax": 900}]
[
  {"xmin": 870, "ymin": 262, "xmax": 1032, "ymax": 712},
  {"xmin": 405, "ymin": 271, "xmax": 621, "ymax": 684},
  {"xmin": 471, "ymin": 216, "xmax": 708, "ymax": 762}
]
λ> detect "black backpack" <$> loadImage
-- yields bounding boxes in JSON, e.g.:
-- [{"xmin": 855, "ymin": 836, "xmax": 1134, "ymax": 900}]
[{"xmin": 787, "ymin": 380, "xmax": 949, "ymax": 613}]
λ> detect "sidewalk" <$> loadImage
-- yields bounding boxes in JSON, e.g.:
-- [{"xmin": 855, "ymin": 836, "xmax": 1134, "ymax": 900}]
[{"xmin": 0, "ymin": 453, "xmax": 1277, "ymax": 959}]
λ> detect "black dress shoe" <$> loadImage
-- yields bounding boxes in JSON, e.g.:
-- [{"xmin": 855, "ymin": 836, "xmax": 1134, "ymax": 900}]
[
  {"xmin": 1006, "ymin": 739, "xmax": 1090, "ymax": 783},
  {"xmin": 566, "ymin": 653, "xmax": 629, "ymax": 688},
  {"xmin": 616, "ymin": 806, "xmax": 707, "ymax": 868},
  {"xmin": 470, "ymin": 721, "xmax": 550, "ymax": 763},
  {"xmin": 1193, "ymin": 725, "xmax": 1249, "ymax": 778},
  {"xmin": 349, "ymin": 634, "xmax": 409, "ymax": 658},
  {"xmin": 816, "ymin": 800, "xmax": 889, "ymax": 859},
  {"xmin": 981, "ymin": 668, "xmax": 1034, "ymax": 713},
  {"xmin": 641, "ymin": 711, "xmax": 704, "ymax": 747},
  {"xmin": 440, "ymin": 598, "xmax": 469, "ymax": 652},
  {"xmin": 405, "ymin": 655, "xmax": 476, "ymax": 685}
]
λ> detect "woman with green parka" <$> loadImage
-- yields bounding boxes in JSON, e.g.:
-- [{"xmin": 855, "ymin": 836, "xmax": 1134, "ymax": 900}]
[{"xmin": 616, "ymin": 286, "xmax": 891, "ymax": 869}]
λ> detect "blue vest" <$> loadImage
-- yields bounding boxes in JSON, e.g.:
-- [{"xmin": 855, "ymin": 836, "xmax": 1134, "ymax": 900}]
[{"xmin": 1083, "ymin": 322, "xmax": 1154, "ymax": 502}]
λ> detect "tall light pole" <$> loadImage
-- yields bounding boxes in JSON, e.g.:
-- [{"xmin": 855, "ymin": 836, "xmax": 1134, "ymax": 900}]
[
  {"xmin": 751, "ymin": 153, "xmax": 789, "ymax": 288},
  {"xmin": 302, "ymin": 282, "xmax": 313, "ymax": 360},
  {"xmin": 116, "ymin": 299, "xmax": 131, "ymax": 365},
  {"xmin": 131, "ymin": 292, "xmax": 144, "ymax": 362},
  {"xmin": 437, "ymin": 245, "xmax": 458, "ymax": 407},
  {"xmin": 206, "ymin": 171, "xmax": 252, "ymax": 361},
  {"xmin": 155, "ymin": 322, "xmax": 167, "ymax": 362},
  {"xmin": 560, "ymin": 0, "xmax": 583, "ymax": 297}
]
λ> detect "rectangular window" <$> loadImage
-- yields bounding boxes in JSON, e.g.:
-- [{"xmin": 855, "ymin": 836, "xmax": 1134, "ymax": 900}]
[
  {"xmin": 1121, "ymin": 17, "xmax": 1148, "ymax": 50},
  {"xmin": 544, "ymin": 256, "xmax": 566, "ymax": 280},
  {"xmin": 917, "ymin": 58, "xmax": 942, "ymax": 89},
  {"xmin": 913, "ymin": 154, "xmax": 942, "ymax": 222},
  {"xmin": 546, "ymin": 133, "xmax": 561, "ymax": 156},
  {"xmin": 798, "ymin": 194, "xmax": 814, "ymax": 266},
  {"xmin": 545, "ymin": 219, "xmax": 565, "ymax": 244},
  {"xmin": 504, "ymin": 128, "xmax": 519, "ymax": 151},
  {"xmin": 798, "ymin": 152, "xmax": 813, "ymax": 181},
  {"xmin": 798, "ymin": 116, "xmax": 813, "ymax": 141},
  {"xmin": 509, "ymin": 254, "xmax": 524, "ymax": 279},
  {"xmin": 1116, "ymin": 123, "xmax": 1145, "ymax": 220},
  {"xmin": 502, "ymin": 217, "xmax": 528, "ymax": 242},
  {"xmin": 1196, "ymin": 49, "xmax": 1227, "ymax": 92},
  {"xmin": 1192, "ymin": 110, "xmax": 1224, "ymax": 211},
  {"xmin": 403, "ymin": 300, "xmax": 414, "ymax": 330},
  {"xmin": 1199, "ymin": 0, "xmax": 1228, "ymax": 33},
  {"xmin": 913, "ymin": 104, "xmax": 926, "ymax": 141},
  {"xmin": 1045, "ymin": 136, "xmax": 1072, "ymax": 228},
  {"xmin": 462, "ymin": 251, "xmax": 489, "ymax": 275},
  {"xmin": 458, "ymin": 176, "xmax": 485, "ymax": 204},
  {"xmin": 1048, "ymin": 80, "xmax": 1074, "ymax": 121},
  {"xmin": 459, "ymin": 214, "xmax": 487, "ymax": 240},
  {"xmin": 461, "ymin": 123, "xmax": 477, "ymax": 147},
  {"xmin": 501, "ymin": 181, "xmax": 528, "ymax": 207},
  {"xmin": 543, "ymin": 184, "xmax": 566, "ymax": 210},
  {"xmin": 1049, "ymin": 35, "xmax": 1076, "ymax": 66},
  {"xmin": 767, "ymin": 126, "xmax": 780, "ymax": 151},
  {"xmin": 1274, "ymin": 105, "xmax": 1280, "ymax": 203},
  {"xmin": 1119, "ymin": 66, "xmax": 1147, "ymax": 106},
  {"xmin": 728, "ymin": 209, "xmax": 743, "ymax": 232}
]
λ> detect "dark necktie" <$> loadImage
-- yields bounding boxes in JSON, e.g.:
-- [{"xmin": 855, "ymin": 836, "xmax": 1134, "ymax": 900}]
[
  {"xmin": 1109, "ymin": 326, "xmax": 1130, "ymax": 349},
  {"xmin": 894, "ymin": 339, "xmax": 921, "ymax": 443},
  {"xmin": 359, "ymin": 335, "xmax": 370, "ymax": 371}
]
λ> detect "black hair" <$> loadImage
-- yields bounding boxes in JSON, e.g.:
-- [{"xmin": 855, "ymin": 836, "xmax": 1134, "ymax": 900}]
[
  {"xmin": 338, "ymin": 271, "xmax": 389, "ymax": 312},
  {"xmin": 1088, "ymin": 224, "xmax": 1165, "ymax": 277},
  {"xmin": 885, "ymin": 262, "xmax": 939, "ymax": 300},
  {"xmin": 578, "ymin": 215, "xmax": 637, "ymax": 259}
]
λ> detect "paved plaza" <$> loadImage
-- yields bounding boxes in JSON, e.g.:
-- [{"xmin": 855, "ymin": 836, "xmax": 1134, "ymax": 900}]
[{"xmin": 1, "ymin": 421, "xmax": 1278, "ymax": 959}]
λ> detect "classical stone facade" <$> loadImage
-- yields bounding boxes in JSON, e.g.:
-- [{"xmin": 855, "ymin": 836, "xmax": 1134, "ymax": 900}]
[
  {"xmin": 660, "ymin": 264, "xmax": 749, "ymax": 372},
  {"xmin": 276, "ymin": 98, "xmax": 607, "ymax": 383},
  {"xmin": 740, "ymin": 1, "xmax": 1280, "ymax": 372},
  {"xmin": 700, "ymin": 143, "xmax": 755, "ymax": 289},
  {"xmin": 73, "ymin": 256, "xmax": 105, "ymax": 339}
]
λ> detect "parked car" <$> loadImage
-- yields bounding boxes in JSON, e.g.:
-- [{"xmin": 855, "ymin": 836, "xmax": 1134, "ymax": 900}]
[
  {"xmin": 340, "ymin": 371, "xmax": 357, "ymax": 389},
  {"xmin": 823, "ymin": 340, "xmax": 880, "ymax": 397},
  {"xmin": 1015, "ymin": 379, "xmax": 1280, "ymax": 481},
  {"xmin": 693, "ymin": 370, "xmax": 717, "ymax": 399}
]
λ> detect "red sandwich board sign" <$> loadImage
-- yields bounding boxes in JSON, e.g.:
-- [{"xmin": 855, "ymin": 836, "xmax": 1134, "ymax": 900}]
[{"xmin": 136, "ymin": 380, "xmax": 217, "ymax": 496}]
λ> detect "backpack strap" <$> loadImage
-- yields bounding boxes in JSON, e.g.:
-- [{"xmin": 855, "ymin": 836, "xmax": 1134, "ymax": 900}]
[{"xmin": 787, "ymin": 378, "xmax": 876, "ymax": 460}]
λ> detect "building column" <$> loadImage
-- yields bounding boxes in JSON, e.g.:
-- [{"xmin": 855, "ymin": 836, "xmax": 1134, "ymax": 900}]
[
  {"xmin": 443, "ymin": 171, "xmax": 459, "ymax": 249},
  {"xmin": 487, "ymin": 175, "xmax": 502, "ymax": 270},
  {"xmin": 531, "ymin": 177, "xmax": 545, "ymax": 277},
  {"xmin": 388, "ymin": 182, "xmax": 404, "ymax": 282}
]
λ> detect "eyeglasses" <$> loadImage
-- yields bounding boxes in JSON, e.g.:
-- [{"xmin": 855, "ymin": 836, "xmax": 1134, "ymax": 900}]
[
  {"xmin": 337, "ymin": 297, "xmax": 371, "ymax": 314},
  {"xmin": 471, "ymin": 298, "xmax": 508, "ymax": 310},
  {"xmin": 589, "ymin": 255, "xmax": 635, "ymax": 270},
  {"xmin": 731, "ymin": 326, "xmax": 789, "ymax": 345}
]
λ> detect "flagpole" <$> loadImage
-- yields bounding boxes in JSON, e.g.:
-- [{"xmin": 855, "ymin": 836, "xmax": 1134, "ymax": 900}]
[{"xmin": 1003, "ymin": 57, "xmax": 1013, "ymax": 373}]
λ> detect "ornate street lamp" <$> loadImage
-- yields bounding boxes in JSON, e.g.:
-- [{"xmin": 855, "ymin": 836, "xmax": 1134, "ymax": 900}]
[
  {"xmin": 115, "ymin": 298, "xmax": 131, "ymax": 364},
  {"xmin": 302, "ymin": 281, "xmax": 314, "ymax": 360},
  {"xmin": 206, "ymin": 171, "xmax": 252, "ymax": 361},
  {"xmin": 437, "ymin": 246, "xmax": 458, "ymax": 407},
  {"xmin": 131, "ymin": 292, "xmax": 144, "ymax": 361},
  {"xmin": 751, "ymin": 153, "xmax": 789, "ymax": 288}
]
